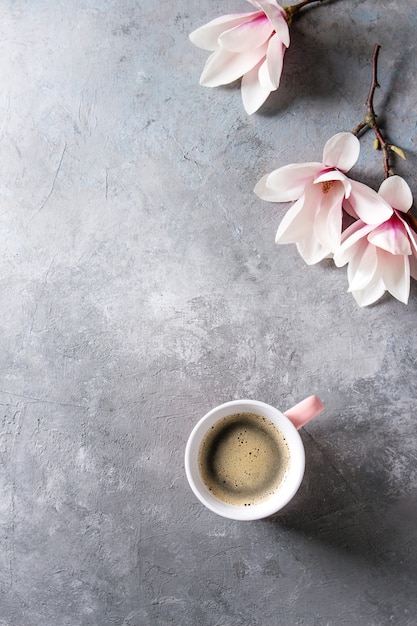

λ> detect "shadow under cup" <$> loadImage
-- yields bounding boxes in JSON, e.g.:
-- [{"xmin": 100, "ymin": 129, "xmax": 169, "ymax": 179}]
[{"xmin": 185, "ymin": 400, "xmax": 306, "ymax": 521}]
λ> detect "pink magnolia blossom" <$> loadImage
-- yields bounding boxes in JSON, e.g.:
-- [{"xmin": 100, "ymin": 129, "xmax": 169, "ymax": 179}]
[
  {"xmin": 189, "ymin": 0, "xmax": 290, "ymax": 114},
  {"xmin": 254, "ymin": 132, "xmax": 393, "ymax": 264},
  {"xmin": 334, "ymin": 176, "xmax": 417, "ymax": 306}
]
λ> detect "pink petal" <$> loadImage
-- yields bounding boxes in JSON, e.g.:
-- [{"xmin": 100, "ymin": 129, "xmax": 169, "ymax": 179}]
[
  {"xmin": 218, "ymin": 14, "xmax": 272, "ymax": 52},
  {"xmin": 347, "ymin": 240, "xmax": 378, "ymax": 291},
  {"xmin": 241, "ymin": 60, "xmax": 271, "ymax": 114},
  {"xmin": 377, "ymin": 248, "xmax": 410, "ymax": 304},
  {"xmin": 275, "ymin": 196, "xmax": 310, "ymax": 244},
  {"xmin": 262, "ymin": 33, "xmax": 285, "ymax": 89},
  {"xmin": 254, "ymin": 162, "xmax": 321, "ymax": 202},
  {"xmin": 347, "ymin": 179, "xmax": 393, "ymax": 224},
  {"xmin": 189, "ymin": 13, "xmax": 259, "ymax": 51},
  {"xmin": 367, "ymin": 216, "xmax": 412, "ymax": 255},
  {"xmin": 255, "ymin": 0, "xmax": 290, "ymax": 47},
  {"xmin": 378, "ymin": 175, "xmax": 413, "ymax": 213},
  {"xmin": 322, "ymin": 132, "xmax": 360, "ymax": 172},
  {"xmin": 199, "ymin": 45, "xmax": 267, "ymax": 86}
]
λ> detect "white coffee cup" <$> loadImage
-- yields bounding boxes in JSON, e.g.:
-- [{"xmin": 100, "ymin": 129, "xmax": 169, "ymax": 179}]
[{"xmin": 185, "ymin": 396, "xmax": 323, "ymax": 521}]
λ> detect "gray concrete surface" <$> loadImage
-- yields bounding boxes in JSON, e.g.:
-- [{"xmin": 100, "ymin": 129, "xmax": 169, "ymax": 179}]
[{"xmin": 1, "ymin": 0, "xmax": 417, "ymax": 624}]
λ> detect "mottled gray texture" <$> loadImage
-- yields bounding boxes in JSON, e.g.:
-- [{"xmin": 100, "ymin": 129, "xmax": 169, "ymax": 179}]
[{"xmin": 0, "ymin": 0, "xmax": 417, "ymax": 624}]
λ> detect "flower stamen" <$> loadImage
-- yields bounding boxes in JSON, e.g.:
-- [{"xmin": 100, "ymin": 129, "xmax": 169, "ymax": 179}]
[{"xmin": 321, "ymin": 180, "xmax": 334, "ymax": 194}]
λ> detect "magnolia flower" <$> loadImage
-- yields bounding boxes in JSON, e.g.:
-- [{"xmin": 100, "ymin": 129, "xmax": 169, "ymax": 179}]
[
  {"xmin": 189, "ymin": 0, "xmax": 290, "ymax": 115},
  {"xmin": 334, "ymin": 176, "xmax": 417, "ymax": 306},
  {"xmin": 254, "ymin": 132, "xmax": 393, "ymax": 264}
]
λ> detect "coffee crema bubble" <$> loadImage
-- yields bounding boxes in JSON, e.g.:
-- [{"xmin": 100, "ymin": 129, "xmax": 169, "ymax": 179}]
[{"xmin": 198, "ymin": 412, "xmax": 290, "ymax": 507}]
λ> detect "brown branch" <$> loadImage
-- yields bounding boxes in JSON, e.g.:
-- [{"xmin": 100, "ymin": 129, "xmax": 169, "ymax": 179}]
[
  {"xmin": 352, "ymin": 43, "xmax": 404, "ymax": 178},
  {"xmin": 284, "ymin": 0, "xmax": 323, "ymax": 23},
  {"xmin": 366, "ymin": 43, "xmax": 380, "ymax": 113}
]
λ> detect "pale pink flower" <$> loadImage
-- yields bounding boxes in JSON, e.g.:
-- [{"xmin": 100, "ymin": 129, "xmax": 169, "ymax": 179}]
[
  {"xmin": 189, "ymin": 0, "xmax": 290, "ymax": 114},
  {"xmin": 334, "ymin": 176, "xmax": 417, "ymax": 306},
  {"xmin": 254, "ymin": 132, "xmax": 393, "ymax": 264}
]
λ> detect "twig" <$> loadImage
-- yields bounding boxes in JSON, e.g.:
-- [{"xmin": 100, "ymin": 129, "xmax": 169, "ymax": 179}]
[
  {"xmin": 284, "ymin": 0, "xmax": 323, "ymax": 24},
  {"xmin": 352, "ymin": 44, "xmax": 405, "ymax": 178}
]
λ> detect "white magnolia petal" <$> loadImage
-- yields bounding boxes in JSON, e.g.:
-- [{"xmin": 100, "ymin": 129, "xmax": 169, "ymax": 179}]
[
  {"xmin": 337, "ymin": 220, "xmax": 374, "ymax": 252},
  {"xmin": 340, "ymin": 177, "xmax": 352, "ymax": 199},
  {"xmin": 377, "ymin": 248, "xmax": 410, "ymax": 304},
  {"xmin": 277, "ymin": 181, "xmax": 328, "ymax": 248},
  {"xmin": 351, "ymin": 278, "xmax": 386, "ymax": 307},
  {"xmin": 264, "ymin": 33, "xmax": 285, "ymax": 89},
  {"xmin": 348, "ymin": 179, "xmax": 393, "ymax": 224},
  {"xmin": 347, "ymin": 240, "xmax": 378, "ymax": 291},
  {"xmin": 218, "ymin": 14, "xmax": 272, "ymax": 52},
  {"xmin": 333, "ymin": 242, "xmax": 353, "ymax": 267},
  {"xmin": 258, "ymin": 56, "xmax": 274, "ymax": 91},
  {"xmin": 314, "ymin": 185, "xmax": 344, "ymax": 252},
  {"xmin": 333, "ymin": 220, "xmax": 368, "ymax": 267},
  {"xmin": 255, "ymin": 1, "xmax": 290, "ymax": 47},
  {"xmin": 314, "ymin": 169, "xmax": 347, "ymax": 184},
  {"xmin": 189, "ymin": 13, "xmax": 257, "ymax": 50},
  {"xmin": 254, "ymin": 162, "xmax": 321, "ymax": 202},
  {"xmin": 199, "ymin": 46, "xmax": 267, "ymax": 86},
  {"xmin": 254, "ymin": 173, "xmax": 280, "ymax": 201},
  {"xmin": 296, "ymin": 237, "xmax": 331, "ymax": 265},
  {"xmin": 378, "ymin": 175, "xmax": 413, "ymax": 213},
  {"xmin": 322, "ymin": 132, "xmax": 360, "ymax": 172},
  {"xmin": 367, "ymin": 218, "xmax": 412, "ymax": 255},
  {"xmin": 275, "ymin": 197, "xmax": 310, "ymax": 244},
  {"xmin": 241, "ymin": 61, "xmax": 271, "ymax": 114},
  {"xmin": 399, "ymin": 214, "xmax": 417, "ymax": 255}
]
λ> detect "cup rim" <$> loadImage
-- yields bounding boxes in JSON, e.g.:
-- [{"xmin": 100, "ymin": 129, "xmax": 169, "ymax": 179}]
[{"xmin": 184, "ymin": 399, "xmax": 306, "ymax": 521}]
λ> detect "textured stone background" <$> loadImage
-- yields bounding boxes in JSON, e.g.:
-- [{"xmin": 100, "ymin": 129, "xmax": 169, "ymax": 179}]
[{"xmin": 0, "ymin": 0, "xmax": 417, "ymax": 624}]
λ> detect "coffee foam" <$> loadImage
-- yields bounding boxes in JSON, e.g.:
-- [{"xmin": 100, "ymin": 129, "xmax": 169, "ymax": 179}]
[{"xmin": 198, "ymin": 412, "xmax": 290, "ymax": 507}]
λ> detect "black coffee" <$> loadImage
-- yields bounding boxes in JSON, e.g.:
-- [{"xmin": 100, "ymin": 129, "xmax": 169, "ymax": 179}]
[{"xmin": 198, "ymin": 412, "xmax": 290, "ymax": 506}]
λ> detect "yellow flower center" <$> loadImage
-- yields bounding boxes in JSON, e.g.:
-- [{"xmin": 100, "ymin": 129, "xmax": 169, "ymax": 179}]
[{"xmin": 321, "ymin": 180, "xmax": 334, "ymax": 194}]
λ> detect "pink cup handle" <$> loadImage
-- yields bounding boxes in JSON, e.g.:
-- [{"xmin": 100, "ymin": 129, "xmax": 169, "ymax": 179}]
[{"xmin": 284, "ymin": 395, "xmax": 324, "ymax": 430}]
